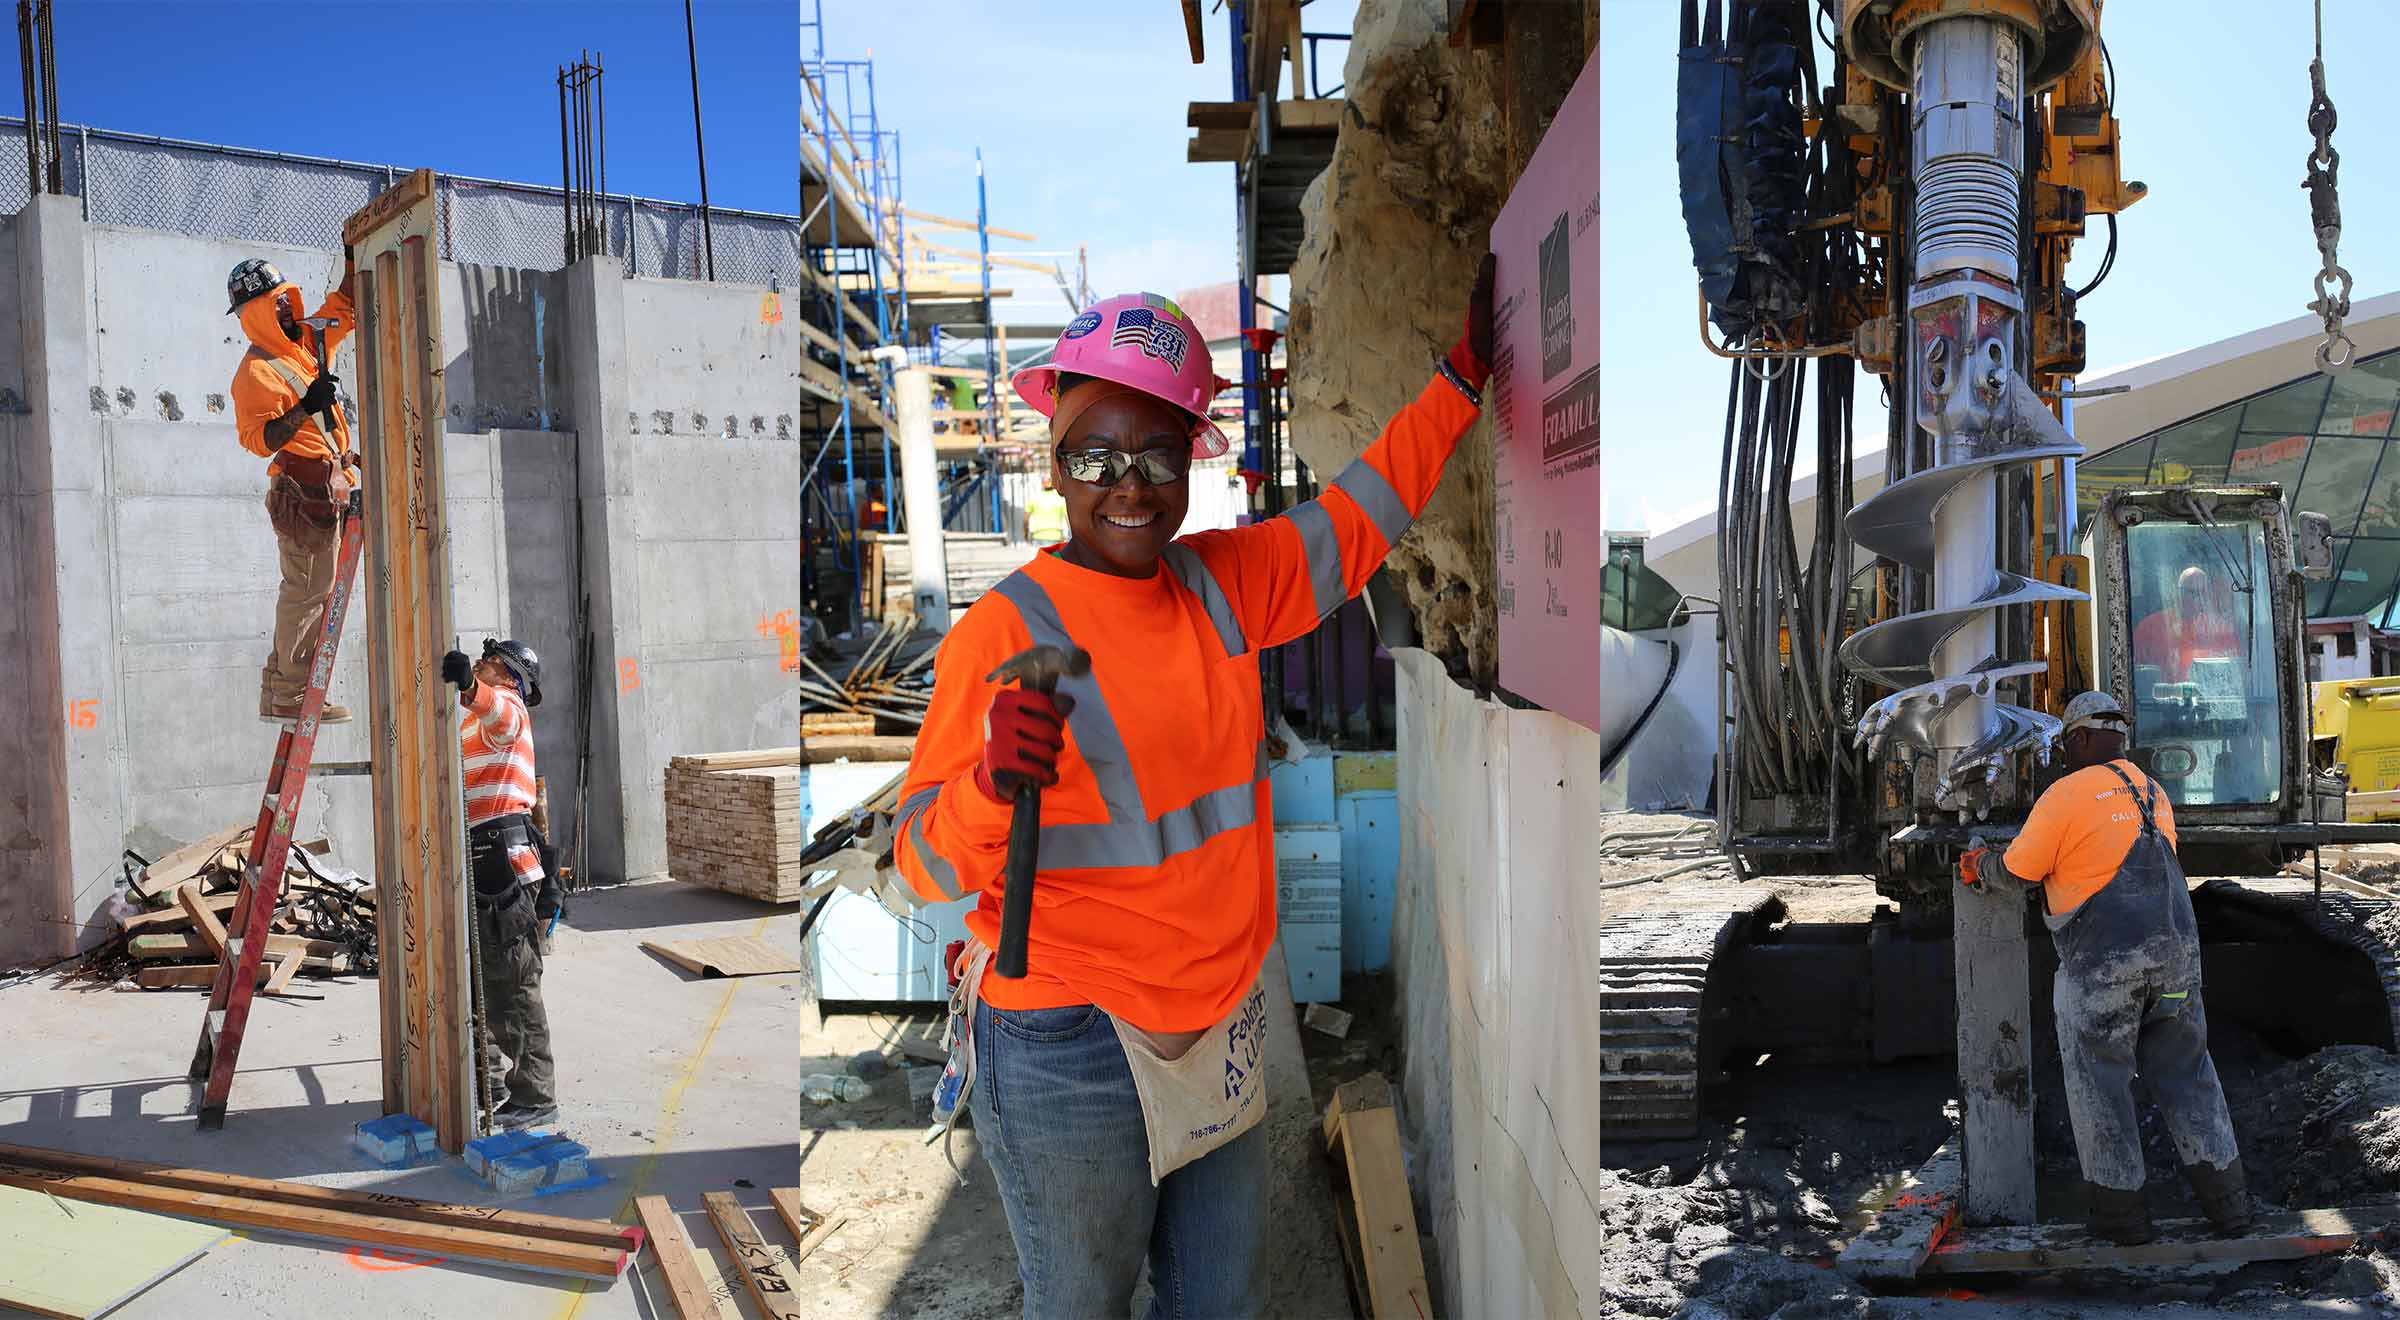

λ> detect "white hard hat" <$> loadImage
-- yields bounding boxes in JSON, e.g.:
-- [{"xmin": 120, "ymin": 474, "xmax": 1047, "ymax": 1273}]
[{"xmin": 2061, "ymin": 690, "xmax": 2130, "ymax": 739}]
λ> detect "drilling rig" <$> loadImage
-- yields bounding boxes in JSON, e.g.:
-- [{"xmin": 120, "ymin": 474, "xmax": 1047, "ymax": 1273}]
[{"xmin": 1621, "ymin": 0, "xmax": 2400, "ymax": 1224}]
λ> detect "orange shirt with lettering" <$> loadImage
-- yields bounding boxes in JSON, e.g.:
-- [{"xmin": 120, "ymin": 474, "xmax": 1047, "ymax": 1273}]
[{"xmin": 2002, "ymin": 759, "xmax": 2177, "ymax": 915}]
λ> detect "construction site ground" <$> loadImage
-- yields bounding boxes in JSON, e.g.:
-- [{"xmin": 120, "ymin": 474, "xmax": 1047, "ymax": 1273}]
[
  {"xmin": 1, "ymin": 877, "xmax": 801, "ymax": 1319},
  {"xmin": 798, "ymin": 940, "xmax": 1370, "ymax": 1318},
  {"xmin": 1598, "ymin": 810, "xmax": 2400, "ymax": 1319}
]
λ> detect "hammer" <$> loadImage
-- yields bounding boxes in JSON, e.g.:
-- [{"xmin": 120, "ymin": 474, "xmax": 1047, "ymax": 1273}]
[{"xmin": 985, "ymin": 644, "xmax": 1091, "ymax": 980}]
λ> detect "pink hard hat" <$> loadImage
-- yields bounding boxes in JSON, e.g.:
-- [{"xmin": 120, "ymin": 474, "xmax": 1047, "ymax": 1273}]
[{"xmin": 1012, "ymin": 292, "xmax": 1232, "ymax": 459}]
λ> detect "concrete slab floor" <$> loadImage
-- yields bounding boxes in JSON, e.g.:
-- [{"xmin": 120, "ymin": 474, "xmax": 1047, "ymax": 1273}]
[{"xmin": 0, "ymin": 878, "xmax": 801, "ymax": 1320}]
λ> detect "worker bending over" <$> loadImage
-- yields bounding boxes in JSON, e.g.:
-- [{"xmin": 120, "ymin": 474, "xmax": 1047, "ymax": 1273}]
[
  {"xmin": 229, "ymin": 256, "xmax": 359, "ymax": 724},
  {"xmin": 443, "ymin": 638, "xmax": 563, "ymax": 1131},
  {"xmin": 887, "ymin": 264, "xmax": 1492, "ymax": 1315},
  {"xmin": 1962, "ymin": 691, "xmax": 2252, "ymax": 1244}
]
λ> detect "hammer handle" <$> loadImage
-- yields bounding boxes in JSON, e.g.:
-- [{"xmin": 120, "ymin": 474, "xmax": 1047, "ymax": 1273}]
[{"xmin": 994, "ymin": 781, "xmax": 1040, "ymax": 979}]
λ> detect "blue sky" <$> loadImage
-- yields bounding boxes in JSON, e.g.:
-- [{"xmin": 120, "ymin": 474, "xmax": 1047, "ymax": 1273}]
[
  {"xmin": 1603, "ymin": 2, "xmax": 2400, "ymax": 534},
  {"xmin": 7, "ymin": 1, "xmax": 796, "ymax": 214},
  {"xmin": 831, "ymin": 0, "xmax": 1250, "ymax": 327}
]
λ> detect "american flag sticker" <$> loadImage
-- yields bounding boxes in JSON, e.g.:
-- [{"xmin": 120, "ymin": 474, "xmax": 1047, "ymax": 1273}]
[
  {"xmin": 1111, "ymin": 308, "xmax": 1188, "ymax": 373},
  {"xmin": 1111, "ymin": 307, "xmax": 1156, "ymax": 347}
]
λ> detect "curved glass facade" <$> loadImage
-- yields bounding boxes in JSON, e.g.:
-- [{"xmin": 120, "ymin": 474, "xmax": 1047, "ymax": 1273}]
[{"xmin": 2075, "ymin": 347, "xmax": 2400, "ymax": 620}]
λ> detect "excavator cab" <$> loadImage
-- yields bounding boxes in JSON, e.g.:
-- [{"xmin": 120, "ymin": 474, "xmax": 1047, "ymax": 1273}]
[{"xmin": 2086, "ymin": 485, "xmax": 2350, "ymax": 872}]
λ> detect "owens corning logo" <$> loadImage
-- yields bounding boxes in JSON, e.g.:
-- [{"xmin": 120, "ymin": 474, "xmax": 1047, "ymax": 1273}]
[{"xmin": 1539, "ymin": 211, "xmax": 1575, "ymax": 382}]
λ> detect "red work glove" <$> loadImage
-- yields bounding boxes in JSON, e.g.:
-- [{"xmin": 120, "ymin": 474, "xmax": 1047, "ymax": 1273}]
[
  {"xmin": 1959, "ymin": 846, "xmax": 1989, "ymax": 892},
  {"xmin": 1446, "ymin": 251, "xmax": 1497, "ymax": 393},
  {"xmin": 974, "ymin": 688, "xmax": 1072, "ymax": 802}
]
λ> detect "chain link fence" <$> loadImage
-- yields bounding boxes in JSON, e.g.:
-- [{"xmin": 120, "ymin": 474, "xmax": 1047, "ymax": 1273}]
[{"xmin": 2, "ymin": 118, "xmax": 801, "ymax": 288}]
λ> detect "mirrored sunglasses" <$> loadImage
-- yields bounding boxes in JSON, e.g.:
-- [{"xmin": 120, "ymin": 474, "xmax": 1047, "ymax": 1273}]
[{"xmin": 1057, "ymin": 447, "xmax": 1190, "ymax": 487}]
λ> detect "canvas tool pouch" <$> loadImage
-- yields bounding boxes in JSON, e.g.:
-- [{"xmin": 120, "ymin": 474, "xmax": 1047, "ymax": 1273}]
[
  {"xmin": 1113, "ymin": 972, "xmax": 1271, "ymax": 1186},
  {"xmin": 268, "ymin": 454, "xmax": 343, "ymax": 538}
]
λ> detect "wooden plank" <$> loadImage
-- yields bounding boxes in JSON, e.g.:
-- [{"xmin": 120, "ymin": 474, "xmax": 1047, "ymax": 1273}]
[
  {"xmin": 121, "ymin": 889, "xmax": 237, "ymax": 935},
  {"xmin": 800, "ymin": 736, "xmax": 916, "ymax": 765},
  {"xmin": 341, "ymin": 167, "xmax": 433, "ymax": 246},
  {"xmin": 898, "ymin": 206, "xmax": 1036, "ymax": 243},
  {"xmin": 702, "ymin": 1192, "xmax": 804, "ymax": 1320},
  {"xmin": 1247, "ymin": 0, "xmax": 1296, "ymax": 102},
  {"xmin": 0, "ymin": 1182, "xmax": 229, "ymax": 1320},
  {"xmin": 0, "ymin": 1142, "xmax": 638, "ymax": 1251},
  {"xmin": 641, "ymin": 938, "xmax": 805, "ymax": 979},
  {"xmin": 134, "ymin": 825, "xmax": 250, "ymax": 898},
  {"xmin": 1922, "ymin": 1199, "xmax": 2400, "ymax": 1274},
  {"xmin": 634, "ymin": 1196, "xmax": 715, "ymax": 1320},
  {"xmin": 767, "ymin": 1188, "xmax": 814, "ymax": 1244},
  {"xmin": 1189, "ymin": 129, "xmax": 1252, "ymax": 165},
  {"xmin": 130, "ymin": 931, "xmax": 344, "ymax": 963},
  {"xmin": 801, "ymin": 713, "xmax": 876, "ymax": 738},
  {"xmin": 176, "ymin": 887, "xmax": 229, "ymax": 961},
  {"xmin": 136, "ymin": 961, "xmax": 348, "ymax": 990},
  {"xmin": 352, "ymin": 171, "xmax": 474, "ymax": 1155},
  {"xmin": 1181, "ymin": 0, "xmax": 1205, "ymax": 62},
  {"xmin": 1322, "ymin": 1074, "xmax": 1432, "ymax": 1320},
  {"xmin": 671, "ymin": 749, "xmax": 802, "ymax": 772},
  {"xmin": 262, "ymin": 948, "xmax": 305, "ymax": 996},
  {"xmin": 793, "ymin": 1213, "xmax": 847, "ymax": 1270},
  {"xmin": 1954, "ymin": 883, "xmax": 2035, "ymax": 1223},
  {"xmin": 0, "ymin": 1162, "xmax": 626, "ymax": 1281},
  {"xmin": 1835, "ymin": 1139, "xmax": 1963, "ymax": 1282}
]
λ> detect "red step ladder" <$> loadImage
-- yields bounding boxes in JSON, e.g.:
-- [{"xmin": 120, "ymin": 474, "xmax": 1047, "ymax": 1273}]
[{"xmin": 189, "ymin": 492, "xmax": 366, "ymax": 1129}]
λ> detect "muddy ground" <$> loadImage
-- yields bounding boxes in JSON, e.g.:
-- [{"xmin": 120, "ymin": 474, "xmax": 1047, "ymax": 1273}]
[{"xmin": 1598, "ymin": 820, "xmax": 2400, "ymax": 1319}]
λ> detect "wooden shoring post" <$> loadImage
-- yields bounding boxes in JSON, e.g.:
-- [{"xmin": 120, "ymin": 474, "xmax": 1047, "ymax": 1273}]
[{"xmin": 350, "ymin": 168, "xmax": 475, "ymax": 1154}]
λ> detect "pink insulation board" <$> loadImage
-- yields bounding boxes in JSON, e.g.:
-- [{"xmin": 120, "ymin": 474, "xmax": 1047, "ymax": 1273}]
[{"xmin": 1489, "ymin": 46, "xmax": 1600, "ymax": 734}]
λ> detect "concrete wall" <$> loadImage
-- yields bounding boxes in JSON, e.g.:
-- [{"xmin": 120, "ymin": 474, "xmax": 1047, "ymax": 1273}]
[
  {"xmin": 569, "ymin": 267, "xmax": 803, "ymax": 883},
  {"xmin": 3, "ymin": 207, "xmax": 796, "ymax": 960},
  {"xmin": 1390, "ymin": 648, "xmax": 1601, "ymax": 1320}
]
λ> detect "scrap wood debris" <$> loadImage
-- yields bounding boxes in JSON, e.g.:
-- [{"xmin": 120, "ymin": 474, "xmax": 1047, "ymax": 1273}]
[
  {"xmin": 69, "ymin": 824, "xmax": 377, "ymax": 991},
  {"xmin": 798, "ymin": 617, "xmax": 936, "ymax": 727}
]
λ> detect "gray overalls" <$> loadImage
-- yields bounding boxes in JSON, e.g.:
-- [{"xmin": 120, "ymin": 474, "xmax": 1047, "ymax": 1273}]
[{"xmin": 2045, "ymin": 763, "xmax": 2242, "ymax": 1191}]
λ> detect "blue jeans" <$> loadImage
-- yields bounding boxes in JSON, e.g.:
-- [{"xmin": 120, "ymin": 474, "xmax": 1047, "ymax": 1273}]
[{"xmin": 972, "ymin": 998, "xmax": 1268, "ymax": 1319}]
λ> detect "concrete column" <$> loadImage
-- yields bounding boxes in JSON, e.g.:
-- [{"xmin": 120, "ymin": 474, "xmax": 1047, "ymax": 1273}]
[
  {"xmin": 889, "ymin": 366, "xmax": 950, "ymax": 632},
  {"xmin": 562, "ymin": 255, "xmax": 658, "ymax": 881},
  {"xmin": 3, "ymin": 194, "xmax": 121, "ymax": 964}
]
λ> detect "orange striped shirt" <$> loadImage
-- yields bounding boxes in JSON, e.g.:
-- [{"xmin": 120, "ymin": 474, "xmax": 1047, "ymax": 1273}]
[
  {"xmin": 893, "ymin": 371, "xmax": 1481, "ymax": 1031},
  {"xmin": 463, "ymin": 682, "xmax": 543, "ymax": 882}
]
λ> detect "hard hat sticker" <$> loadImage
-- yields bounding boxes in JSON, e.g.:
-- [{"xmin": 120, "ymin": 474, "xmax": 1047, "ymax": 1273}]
[
  {"xmin": 1111, "ymin": 309, "xmax": 1189, "ymax": 373},
  {"xmin": 1063, "ymin": 310, "xmax": 1103, "ymax": 339}
]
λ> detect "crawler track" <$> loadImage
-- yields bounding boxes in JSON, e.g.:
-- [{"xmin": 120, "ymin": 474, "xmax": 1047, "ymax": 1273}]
[{"xmin": 1598, "ymin": 890, "xmax": 1784, "ymax": 1140}]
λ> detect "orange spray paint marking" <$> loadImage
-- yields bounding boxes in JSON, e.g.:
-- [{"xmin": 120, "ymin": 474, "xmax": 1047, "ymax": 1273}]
[
  {"xmin": 346, "ymin": 1246, "xmax": 442, "ymax": 1271},
  {"xmin": 757, "ymin": 610, "xmax": 802, "ymax": 673},
  {"xmin": 68, "ymin": 698, "xmax": 97, "ymax": 729},
  {"xmin": 619, "ymin": 658, "xmax": 640, "ymax": 692}
]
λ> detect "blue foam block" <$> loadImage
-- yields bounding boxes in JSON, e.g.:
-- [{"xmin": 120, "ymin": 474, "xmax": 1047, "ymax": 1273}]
[
  {"xmin": 353, "ymin": 1114, "xmax": 441, "ymax": 1169},
  {"xmin": 465, "ymin": 1130, "xmax": 597, "ymax": 1197}
]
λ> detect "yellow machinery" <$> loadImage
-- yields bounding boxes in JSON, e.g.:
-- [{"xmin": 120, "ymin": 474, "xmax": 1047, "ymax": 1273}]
[{"xmin": 2314, "ymin": 676, "xmax": 2400, "ymax": 821}]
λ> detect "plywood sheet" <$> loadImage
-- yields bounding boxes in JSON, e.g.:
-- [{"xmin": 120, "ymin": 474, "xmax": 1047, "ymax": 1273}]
[
  {"xmin": 1489, "ymin": 47, "xmax": 1599, "ymax": 734},
  {"xmin": 641, "ymin": 938, "xmax": 805, "ymax": 979},
  {"xmin": 0, "ymin": 1182, "xmax": 229, "ymax": 1319}
]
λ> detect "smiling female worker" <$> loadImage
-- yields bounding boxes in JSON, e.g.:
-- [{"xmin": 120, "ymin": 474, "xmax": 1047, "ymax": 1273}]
[{"xmin": 885, "ymin": 258, "xmax": 1491, "ymax": 1318}]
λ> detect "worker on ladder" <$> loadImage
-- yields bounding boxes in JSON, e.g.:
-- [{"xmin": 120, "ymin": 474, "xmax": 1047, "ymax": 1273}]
[
  {"xmin": 229, "ymin": 255, "xmax": 359, "ymax": 725},
  {"xmin": 884, "ymin": 265, "xmax": 1493, "ymax": 1315},
  {"xmin": 442, "ymin": 638, "xmax": 563, "ymax": 1131},
  {"xmin": 1961, "ymin": 691, "xmax": 2253, "ymax": 1244}
]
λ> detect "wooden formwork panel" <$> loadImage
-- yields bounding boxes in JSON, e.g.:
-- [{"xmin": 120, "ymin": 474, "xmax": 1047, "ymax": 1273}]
[{"xmin": 348, "ymin": 169, "xmax": 476, "ymax": 1153}]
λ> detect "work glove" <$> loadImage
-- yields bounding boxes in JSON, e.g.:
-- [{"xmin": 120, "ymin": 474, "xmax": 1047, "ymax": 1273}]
[
  {"xmin": 974, "ymin": 688, "xmax": 1075, "ymax": 802},
  {"xmin": 441, "ymin": 649, "xmax": 476, "ymax": 696},
  {"xmin": 300, "ymin": 374, "xmax": 340, "ymax": 415},
  {"xmin": 1959, "ymin": 833, "xmax": 1996, "ymax": 892},
  {"xmin": 1446, "ymin": 251, "xmax": 1497, "ymax": 394}
]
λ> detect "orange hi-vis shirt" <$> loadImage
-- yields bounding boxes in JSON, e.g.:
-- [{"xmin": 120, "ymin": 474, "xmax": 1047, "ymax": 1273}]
[
  {"xmin": 232, "ymin": 282, "xmax": 355, "ymax": 476},
  {"xmin": 894, "ymin": 371, "xmax": 1482, "ymax": 1032},
  {"xmin": 462, "ymin": 682, "xmax": 543, "ymax": 883},
  {"xmin": 2002, "ymin": 759, "xmax": 2178, "ymax": 916}
]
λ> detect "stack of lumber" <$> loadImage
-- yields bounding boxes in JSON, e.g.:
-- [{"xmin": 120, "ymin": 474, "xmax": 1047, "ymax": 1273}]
[
  {"xmin": 108, "ymin": 824, "xmax": 375, "ymax": 992},
  {"xmin": 665, "ymin": 750, "xmax": 806, "ymax": 902},
  {"xmin": 636, "ymin": 1188, "xmax": 837, "ymax": 1320},
  {"xmin": 864, "ymin": 532, "xmax": 1036, "ymax": 621},
  {"xmin": 0, "ymin": 1142, "xmax": 638, "ymax": 1283}
]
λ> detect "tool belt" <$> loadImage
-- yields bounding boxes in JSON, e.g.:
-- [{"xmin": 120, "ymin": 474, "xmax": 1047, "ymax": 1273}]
[
  {"xmin": 468, "ymin": 811, "xmax": 565, "ymax": 931},
  {"xmin": 268, "ymin": 455, "xmax": 344, "ymax": 536}
]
